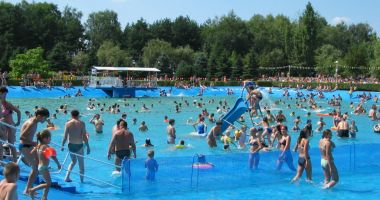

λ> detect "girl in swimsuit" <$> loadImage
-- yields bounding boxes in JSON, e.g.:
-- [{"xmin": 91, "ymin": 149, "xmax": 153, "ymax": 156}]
[
  {"xmin": 292, "ymin": 129, "xmax": 312, "ymax": 182},
  {"xmin": 257, "ymin": 117, "xmax": 272, "ymax": 147},
  {"xmin": 248, "ymin": 128, "xmax": 263, "ymax": 169},
  {"xmin": 29, "ymin": 130, "xmax": 61, "ymax": 200},
  {"xmin": 319, "ymin": 129, "xmax": 339, "ymax": 189},
  {"xmin": 276, "ymin": 125, "xmax": 296, "ymax": 171},
  {"xmin": 0, "ymin": 87, "xmax": 21, "ymax": 162}
]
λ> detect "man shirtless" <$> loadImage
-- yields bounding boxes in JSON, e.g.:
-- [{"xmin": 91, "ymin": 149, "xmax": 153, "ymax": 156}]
[
  {"xmin": 90, "ymin": 114, "xmax": 104, "ymax": 133},
  {"xmin": 337, "ymin": 116, "xmax": 349, "ymax": 138},
  {"xmin": 61, "ymin": 110, "xmax": 90, "ymax": 182},
  {"xmin": 107, "ymin": 120, "xmax": 136, "ymax": 171},
  {"xmin": 19, "ymin": 107, "xmax": 49, "ymax": 195},
  {"xmin": 0, "ymin": 162, "xmax": 19, "ymax": 200}
]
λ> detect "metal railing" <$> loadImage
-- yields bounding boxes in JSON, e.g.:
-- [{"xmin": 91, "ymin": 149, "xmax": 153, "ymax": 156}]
[
  {"xmin": 0, "ymin": 120, "xmax": 122, "ymax": 190},
  {"xmin": 89, "ymin": 76, "xmax": 158, "ymax": 88}
]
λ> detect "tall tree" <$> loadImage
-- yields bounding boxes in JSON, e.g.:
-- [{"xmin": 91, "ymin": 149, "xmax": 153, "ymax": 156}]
[
  {"xmin": 85, "ymin": 10, "xmax": 122, "ymax": 49},
  {"xmin": 172, "ymin": 16, "xmax": 201, "ymax": 50},
  {"xmin": 314, "ymin": 44, "xmax": 342, "ymax": 76},
  {"xmin": 127, "ymin": 19, "xmax": 152, "ymax": 60}
]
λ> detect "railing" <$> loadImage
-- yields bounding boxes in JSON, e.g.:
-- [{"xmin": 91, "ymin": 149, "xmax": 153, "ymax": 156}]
[
  {"xmin": 0, "ymin": 121, "xmax": 122, "ymax": 191},
  {"xmin": 89, "ymin": 76, "xmax": 158, "ymax": 88}
]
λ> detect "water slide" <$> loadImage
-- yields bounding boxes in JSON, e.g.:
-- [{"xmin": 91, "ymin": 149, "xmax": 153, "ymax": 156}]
[{"xmin": 220, "ymin": 97, "xmax": 249, "ymax": 132}]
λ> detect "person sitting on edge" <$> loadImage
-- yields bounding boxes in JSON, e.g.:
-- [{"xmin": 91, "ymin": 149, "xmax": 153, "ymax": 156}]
[
  {"xmin": 0, "ymin": 162, "xmax": 20, "ymax": 200},
  {"xmin": 145, "ymin": 150, "xmax": 158, "ymax": 181}
]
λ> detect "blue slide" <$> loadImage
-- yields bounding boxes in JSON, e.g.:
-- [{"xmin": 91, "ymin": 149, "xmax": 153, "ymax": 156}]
[{"xmin": 220, "ymin": 97, "xmax": 249, "ymax": 132}]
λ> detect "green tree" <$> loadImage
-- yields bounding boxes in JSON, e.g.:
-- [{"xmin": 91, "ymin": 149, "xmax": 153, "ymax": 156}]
[
  {"xmin": 173, "ymin": 46, "xmax": 195, "ymax": 65},
  {"xmin": 142, "ymin": 39, "xmax": 174, "ymax": 67},
  {"xmin": 150, "ymin": 18, "xmax": 173, "ymax": 43},
  {"xmin": 315, "ymin": 44, "xmax": 342, "ymax": 75},
  {"xmin": 343, "ymin": 43, "xmax": 370, "ymax": 76},
  {"xmin": 72, "ymin": 51, "xmax": 90, "ymax": 71},
  {"xmin": 230, "ymin": 51, "xmax": 243, "ymax": 80},
  {"xmin": 242, "ymin": 50, "xmax": 259, "ymax": 79},
  {"xmin": 85, "ymin": 10, "xmax": 122, "ymax": 49},
  {"xmin": 9, "ymin": 47, "xmax": 49, "ymax": 78},
  {"xmin": 47, "ymin": 42, "xmax": 70, "ymax": 71},
  {"xmin": 172, "ymin": 16, "xmax": 201, "ymax": 50},
  {"xmin": 370, "ymin": 40, "xmax": 380, "ymax": 78},
  {"xmin": 193, "ymin": 52, "xmax": 208, "ymax": 78},
  {"xmin": 127, "ymin": 19, "xmax": 152, "ymax": 59},
  {"xmin": 97, "ymin": 41, "xmax": 131, "ymax": 66}
]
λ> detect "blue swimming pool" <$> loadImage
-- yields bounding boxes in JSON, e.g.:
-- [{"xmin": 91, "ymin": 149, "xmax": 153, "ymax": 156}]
[{"xmin": 4, "ymin": 86, "xmax": 380, "ymax": 199}]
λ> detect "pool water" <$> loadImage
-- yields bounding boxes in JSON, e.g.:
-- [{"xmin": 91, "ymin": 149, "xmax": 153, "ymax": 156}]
[{"xmin": 6, "ymin": 86, "xmax": 380, "ymax": 199}]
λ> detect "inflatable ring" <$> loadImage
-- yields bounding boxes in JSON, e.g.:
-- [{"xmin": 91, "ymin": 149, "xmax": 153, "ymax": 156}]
[
  {"xmin": 192, "ymin": 163, "xmax": 214, "ymax": 169},
  {"xmin": 43, "ymin": 147, "xmax": 57, "ymax": 159},
  {"xmin": 374, "ymin": 125, "xmax": 380, "ymax": 133},
  {"xmin": 316, "ymin": 113, "xmax": 331, "ymax": 117},
  {"xmin": 175, "ymin": 145, "xmax": 185, "ymax": 149}
]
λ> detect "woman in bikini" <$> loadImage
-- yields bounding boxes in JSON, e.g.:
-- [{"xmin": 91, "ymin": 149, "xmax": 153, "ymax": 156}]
[
  {"xmin": 0, "ymin": 87, "xmax": 21, "ymax": 162},
  {"xmin": 319, "ymin": 129, "xmax": 339, "ymax": 189},
  {"xmin": 292, "ymin": 129, "xmax": 312, "ymax": 182}
]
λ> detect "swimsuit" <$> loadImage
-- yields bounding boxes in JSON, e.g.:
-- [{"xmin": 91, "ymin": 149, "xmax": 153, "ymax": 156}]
[
  {"xmin": 321, "ymin": 158, "xmax": 329, "ymax": 169},
  {"xmin": 197, "ymin": 123, "xmax": 205, "ymax": 134},
  {"xmin": 68, "ymin": 143, "xmax": 84, "ymax": 153},
  {"xmin": 38, "ymin": 165, "xmax": 49, "ymax": 173},
  {"xmin": 1, "ymin": 103, "xmax": 12, "ymax": 116},
  {"xmin": 337, "ymin": 130, "xmax": 349, "ymax": 137},
  {"xmin": 115, "ymin": 149, "xmax": 131, "ymax": 160}
]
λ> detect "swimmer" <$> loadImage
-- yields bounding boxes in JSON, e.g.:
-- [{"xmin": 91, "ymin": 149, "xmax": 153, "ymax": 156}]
[
  {"xmin": 221, "ymin": 131, "xmax": 232, "ymax": 150},
  {"xmin": 248, "ymin": 128, "xmax": 263, "ymax": 169},
  {"xmin": 145, "ymin": 150, "xmax": 158, "ymax": 181},
  {"xmin": 257, "ymin": 117, "xmax": 272, "ymax": 147},
  {"xmin": 207, "ymin": 120, "xmax": 222, "ymax": 148},
  {"xmin": 19, "ymin": 107, "xmax": 50, "ymax": 194},
  {"xmin": 143, "ymin": 138, "xmax": 154, "ymax": 147},
  {"xmin": 292, "ymin": 129, "xmax": 312, "ymax": 182},
  {"xmin": 238, "ymin": 125, "xmax": 247, "ymax": 149},
  {"xmin": 132, "ymin": 118, "xmax": 137, "ymax": 125},
  {"xmin": 349, "ymin": 120, "xmax": 358, "ymax": 138},
  {"xmin": 107, "ymin": 120, "xmax": 136, "ymax": 171},
  {"xmin": 29, "ymin": 130, "xmax": 61, "ymax": 200},
  {"xmin": 0, "ymin": 162, "xmax": 20, "ymax": 200},
  {"xmin": 320, "ymin": 129, "xmax": 339, "ymax": 188},
  {"xmin": 276, "ymin": 125, "xmax": 296, "ymax": 171},
  {"xmin": 175, "ymin": 140, "xmax": 186, "ymax": 149},
  {"xmin": 139, "ymin": 121, "xmax": 148, "ymax": 132},
  {"xmin": 164, "ymin": 116, "xmax": 169, "ymax": 123},
  {"xmin": 293, "ymin": 116, "xmax": 301, "ymax": 131},
  {"xmin": 195, "ymin": 117, "xmax": 207, "ymax": 135},
  {"xmin": 90, "ymin": 114, "xmax": 104, "ymax": 133},
  {"xmin": 167, "ymin": 119, "xmax": 176, "ymax": 144},
  {"xmin": 316, "ymin": 117, "xmax": 325, "ymax": 132},
  {"xmin": 61, "ymin": 110, "xmax": 90, "ymax": 183}
]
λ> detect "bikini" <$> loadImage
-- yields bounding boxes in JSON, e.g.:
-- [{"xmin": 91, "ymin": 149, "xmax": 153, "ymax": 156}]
[{"xmin": 1, "ymin": 102, "xmax": 12, "ymax": 116}]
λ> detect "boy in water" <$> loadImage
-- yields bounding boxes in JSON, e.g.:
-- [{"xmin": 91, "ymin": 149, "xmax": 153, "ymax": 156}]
[
  {"xmin": 145, "ymin": 150, "xmax": 158, "ymax": 181},
  {"xmin": 0, "ymin": 163, "xmax": 20, "ymax": 200}
]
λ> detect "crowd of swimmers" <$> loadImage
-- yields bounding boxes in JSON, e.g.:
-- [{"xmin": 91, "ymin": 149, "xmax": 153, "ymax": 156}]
[{"xmin": 0, "ymin": 81, "xmax": 379, "ymax": 199}]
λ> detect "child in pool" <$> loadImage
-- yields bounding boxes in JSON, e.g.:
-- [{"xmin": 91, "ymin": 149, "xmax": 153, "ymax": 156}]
[
  {"xmin": 139, "ymin": 121, "xmax": 148, "ymax": 132},
  {"xmin": 221, "ymin": 130, "xmax": 232, "ymax": 150},
  {"xmin": 145, "ymin": 150, "xmax": 158, "ymax": 181},
  {"xmin": 0, "ymin": 163, "xmax": 20, "ymax": 200},
  {"xmin": 29, "ymin": 130, "xmax": 61, "ymax": 200},
  {"xmin": 316, "ymin": 117, "xmax": 325, "ymax": 132},
  {"xmin": 175, "ymin": 140, "xmax": 186, "ymax": 149},
  {"xmin": 293, "ymin": 116, "xmax": 301, "ymax": 131}
]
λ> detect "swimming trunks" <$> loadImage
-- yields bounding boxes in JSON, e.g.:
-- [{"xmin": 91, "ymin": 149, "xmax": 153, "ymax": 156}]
[
  {"xmin": 198, "ymin": 123, "xmax": 205, "ymax": 134},
  {"xmin": 223, "ymin": 144, "xmax": 229, "ymax": 150},
  {"xmin": 18, "ymin": 143, "xmax": 33, "ymax": 151},
  {"xmin": 337, "ymin": 130, "xmax": 349, "ymax": 137},
  {"xmin": 115, "ymin": 149, "xmax": 130, "ymax": 160},
  {"xmin": 68, "ymin": 143, "xmax": 84, "ymax": 153}
]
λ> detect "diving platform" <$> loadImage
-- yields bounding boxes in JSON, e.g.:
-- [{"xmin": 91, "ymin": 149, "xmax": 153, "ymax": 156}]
[{"xmin": 89, "ymin": 66, "xmax": 160, "ymax": 98}]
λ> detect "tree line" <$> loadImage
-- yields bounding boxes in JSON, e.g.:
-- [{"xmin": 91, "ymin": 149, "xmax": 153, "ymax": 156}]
[{"xmin": 1, "ymin": 1, "xmax": 379, "ymax": 79}]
